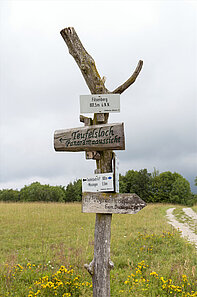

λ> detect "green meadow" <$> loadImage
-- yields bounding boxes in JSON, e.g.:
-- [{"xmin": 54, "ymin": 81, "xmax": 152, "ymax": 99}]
[{"xmin": 0, "ymin": 203, "xmax": 196, "ymax": 296}]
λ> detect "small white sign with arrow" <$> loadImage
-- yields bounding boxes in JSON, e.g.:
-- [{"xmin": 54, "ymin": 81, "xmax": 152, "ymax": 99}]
[{"xmin": 82, "ymin": 173, "xmax": 114, "ymax": 192}]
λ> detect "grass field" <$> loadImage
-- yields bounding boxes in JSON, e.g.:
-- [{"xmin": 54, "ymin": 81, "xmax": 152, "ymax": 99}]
[
  {"xmin": 192, "ymin": 205, "xmax": 197, "ymax": 213},
  {"xmin": 0, "ymin": 203, "xmax": 196, "ymax": 296}
]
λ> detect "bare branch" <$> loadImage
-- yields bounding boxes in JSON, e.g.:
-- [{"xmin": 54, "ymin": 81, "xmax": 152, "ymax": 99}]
[
  {"xmin": 112, "ymin": 60, "xmax": 143, "ymax": 94},
  {"xmin": 60, "ymin": 27, "xmax": 108, "ymax": 94},
  {"xmin": 84, "ymin": 260, "xmax": 94, "ymax": 276}
]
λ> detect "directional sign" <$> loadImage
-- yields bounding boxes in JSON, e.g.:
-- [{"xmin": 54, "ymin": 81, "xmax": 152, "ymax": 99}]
[
  {"xmin": 82, "ymin": 192, "xmax": 146, "ymax": 214},
  {"xmin": 80, "ymin": 94, "xmax": 120, "ymax": 113},
  {"xmin": 54, "ymin": 123, "xmax": 125, "ymax": 152},
  {"xmin": 82, "ymin": 173, "xmax": 114, "ymax": 192}
]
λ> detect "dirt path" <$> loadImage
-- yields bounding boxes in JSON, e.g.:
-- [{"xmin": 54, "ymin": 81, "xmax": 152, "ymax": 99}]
[
  {"xmin": 166, "ymin": 208, "xmax": 197, "ymax": 249},
  {"xmin": 183, "ymin": 207, "xmax": 197, "ymax": 221}
]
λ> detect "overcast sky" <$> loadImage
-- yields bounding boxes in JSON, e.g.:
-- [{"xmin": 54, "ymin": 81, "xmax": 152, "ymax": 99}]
[{"xmin": 0, "ymin": 0, "xmax": 196, "ymax": 192}]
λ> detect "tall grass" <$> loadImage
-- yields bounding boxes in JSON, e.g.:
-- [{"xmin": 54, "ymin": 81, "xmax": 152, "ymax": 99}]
[
  {"xmin": 192, "ymin": 205, "xmax": 197, "ymax": 212},
  {"xmin": 0, "ymin": 203, "xmax": 196, "ymax": 296}
]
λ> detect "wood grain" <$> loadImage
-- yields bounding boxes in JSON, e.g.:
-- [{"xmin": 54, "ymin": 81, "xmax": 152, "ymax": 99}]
[
  {"xmin": 54, "ymin": 123, "xmax": 125, "ymax": 152},
  {"xmin": 82, "ymin": 192, "xmax": 146, "ymax": 214}
]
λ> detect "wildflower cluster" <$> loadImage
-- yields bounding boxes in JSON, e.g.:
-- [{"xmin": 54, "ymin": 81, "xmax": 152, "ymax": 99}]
[
  {"xmin": 137, "ymin": 231, "xmax": 175, "ymax": 239},
  {"xmin": 1, "ymin": 263, "xmax": 92, "ymax": 297},
  {"xmin": 123, "ymin": 261, "xmax": 197, "ymax": 296},
  {"xmin": 2, "ymin": 263, "xmax": 39, "ymax": 284},
  {"xmin": 28, "ymin": 265, "xmax": 92, "ymax": 297},
  {"xmin": 135, "ymin": 231, "xmax": 176, "ymax": 254}
]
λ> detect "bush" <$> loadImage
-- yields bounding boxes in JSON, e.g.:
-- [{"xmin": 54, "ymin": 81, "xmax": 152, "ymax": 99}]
[
  {"xmin": 0, "ymin": 189, "xmax": 20, "ymax": 201},
  {"xmin": 120, "ymin": 170, "xmax": 195, "ymax": 206},
  {"xmin": 19, "ymin": 182, "xmax": 65, "ymax": 202}
]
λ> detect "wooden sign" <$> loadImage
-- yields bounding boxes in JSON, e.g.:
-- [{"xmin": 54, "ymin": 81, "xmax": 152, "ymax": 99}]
[
  {"xmin": 80, "ymin": 94, "xmax": 120, "ymax": 113},
  {"xmin": 82, "ymin": 192, "xmax": 146, "ymax": 214},
  {"xmin": 54, "ymin": 123, "xmax": 125, "ymax": 152},
  {"xmin": 82, "ymin": 173, "xmax": 114, "ymax": 192}
]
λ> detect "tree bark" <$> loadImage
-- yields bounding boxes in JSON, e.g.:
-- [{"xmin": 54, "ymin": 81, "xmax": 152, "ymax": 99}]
[
  {"xmin": 92, "ymin": 214, "xmax": 112, "ymax": 297},
  {"xmin": 60, "ymin": 27, "xmax": 108, "ymax": 95}
]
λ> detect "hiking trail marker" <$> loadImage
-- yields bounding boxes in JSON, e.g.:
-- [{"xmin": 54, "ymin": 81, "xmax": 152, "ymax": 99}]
[
  {"xmin": 54, "ymin": 123, "xmax": 125, "ymax": 152},
  {"xmin": 54, "ymin": 27, "xmax": 145, "ymax": 297},
  {"xmin": 82, "ymin": 172, "xmax": 114, "ymax": 193},
  {"xmin": 80, "ymin": 94, "xmax": 120, "ymax": 113}
]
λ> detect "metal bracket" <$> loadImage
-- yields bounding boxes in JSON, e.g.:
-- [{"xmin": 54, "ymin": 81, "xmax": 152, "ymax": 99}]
[{"xmin": 96, "ymin": 113, "xmax": 105, "ymax": 123}]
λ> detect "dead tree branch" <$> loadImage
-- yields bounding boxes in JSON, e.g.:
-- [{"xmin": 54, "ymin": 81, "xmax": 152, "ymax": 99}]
[
  {"xmin": 60, "ymin": 27, "xmax": 108, "ymax": 94},
  {"xmin": 112, "ymin": 60, "xmax": 143, "ymax": 94}
]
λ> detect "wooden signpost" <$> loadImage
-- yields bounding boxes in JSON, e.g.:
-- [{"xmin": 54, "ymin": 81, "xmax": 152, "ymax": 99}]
[
  {"xmin": 112, "ymin": 153, "xmax": 119, "ymax": 193},
  {"xmin": 55, "ymin": 27, "xmax": 144, "ymax": 297}
]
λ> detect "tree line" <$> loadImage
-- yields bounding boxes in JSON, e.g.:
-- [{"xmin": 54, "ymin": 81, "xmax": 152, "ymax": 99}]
[
  {"xmin": 0, "ymin": 180, "xmax": 82, "ymax": 203},
  {"xmin": 119, "ymin": 169, "xmax": 196, "ymax": 206},
  {"xmin": 0, "ymin": 170, "xmax": 196, "ymax": 206}
]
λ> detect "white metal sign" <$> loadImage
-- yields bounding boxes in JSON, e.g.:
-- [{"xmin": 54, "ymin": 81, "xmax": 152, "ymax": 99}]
[
  {"xmin": 80, "ymin": 94, "xmax": 120, "ymax": 113},
  {"xmin": 82, "ymin": 173, "xmax": 114, "ymax": 192}
]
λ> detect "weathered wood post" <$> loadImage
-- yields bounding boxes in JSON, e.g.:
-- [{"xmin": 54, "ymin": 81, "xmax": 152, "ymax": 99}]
[{"xmin": 54, "ymin": 27, "xmax": 145, "ymax": 297}]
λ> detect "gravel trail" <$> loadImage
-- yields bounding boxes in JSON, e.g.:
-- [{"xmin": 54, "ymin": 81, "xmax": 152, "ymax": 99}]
[
  {"xmin": 183, "ymin": 208, "xmax": 197, "ymax": 221},
  {"xmin": 166, "ymin": 208, "xmax": 197, "ymax": 249}
]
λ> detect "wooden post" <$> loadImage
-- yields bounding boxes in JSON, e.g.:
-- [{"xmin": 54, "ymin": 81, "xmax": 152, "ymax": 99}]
[
  {"xmin": 92, "ymin": 151, "xmax": 113, "ymax": 297},
  {"xmin": 60, "ymin": 27, "xmax": 143, "ymax": 297}
]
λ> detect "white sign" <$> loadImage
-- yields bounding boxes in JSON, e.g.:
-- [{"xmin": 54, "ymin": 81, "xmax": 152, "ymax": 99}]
[
  {"xmin": 82, "ymin": 173, "xmax": 114, "ymax": 192},
  {"xmin": 80, "ymin": 94, "xmax": 120, "ymax": 113}
]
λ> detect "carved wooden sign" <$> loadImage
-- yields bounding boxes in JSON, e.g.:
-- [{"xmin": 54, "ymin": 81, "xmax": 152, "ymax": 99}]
[
  {"xmin": 54, "ymin": 123, "xmax": 125, "ymax": 152},
  {"xmin": 82, "ymin": 192, "xmax": 146, "ymax": 214},
  {"xmin": 80, "ymin": 94, "xmax": 120, "ymax": 113}
]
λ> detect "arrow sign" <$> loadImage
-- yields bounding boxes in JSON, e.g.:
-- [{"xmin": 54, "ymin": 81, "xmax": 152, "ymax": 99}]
[
  {"xmin": 54, "ymin": 123, "xmax": 125, "ymax": 152},
  {"xmin": 82, "ymin": 173, "xmax": 114, "ymax": 192},
  {"xmin": 82, "ymin": 192, "xmax": 146, "ymax": 214}
]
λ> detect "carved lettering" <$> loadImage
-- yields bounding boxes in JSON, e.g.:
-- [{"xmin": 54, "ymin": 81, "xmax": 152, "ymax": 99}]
[
  {"xmin": 54, "ymin": 123, "xmax": 125, "ymax": 152},
  {"xmin": 82, "ymin": 192, "xmax": 146, "ymax": 214}
]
